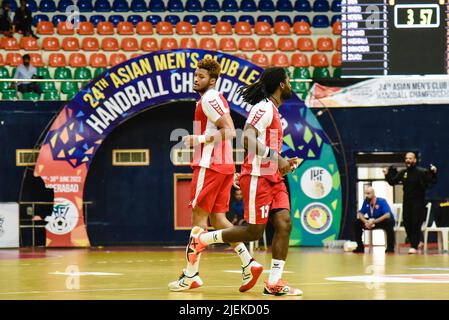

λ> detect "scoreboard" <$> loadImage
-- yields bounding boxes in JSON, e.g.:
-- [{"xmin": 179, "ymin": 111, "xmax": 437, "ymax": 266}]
[{"xmin": 341, "ymin": 0, "xmax": 448, "ymax": 77}]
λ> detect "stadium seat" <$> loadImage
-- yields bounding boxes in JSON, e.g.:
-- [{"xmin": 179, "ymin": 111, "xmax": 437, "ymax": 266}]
[
  {"xmin": 222, "ymin": 0, "xmax": 238, "ymax": 11},
  {"xmin": 42, "ymin": 37, "xmax": 60, "ymax": 51},
  {"xmin": 274, "ymin": 21, "xmax": 291, "ymax": 35},
  {"xmin": 66, "ymin": 90, "xmax": 78, "ymax": 100},
  {"xmin": 141, "ymin": 38, "xmax": 159, "ymax": 51},
  {"xmin": 294, "ymin": 0, "xmax": 311, "ymax": 11},
  {"xmin": 82, "ymin": 37, "xmax": 100, "ymax": 51},
  {"xmin": 215, "ymin": 21, "xmax": 232, "ymax": 35},
  {"xmin": 257, "ymin": 15, "xmax": 274, "ymax": 26},
  {"xmin": 186, "ymin": 0, "xmax": 201, "ymax": 11},
  {"xmin": 89, "ymin": 15, "xmax": 106, "ymax": 27},
  {"xmin": 271, "ymin": 53, "xmax": 289, "ymax": 67},
  {"xmin": 9, "ymin": 0, "xmax": 17, "ymax": 10},
  {"xmin": 313, "ymin": 0, "xmax": 330, "ymax": 12},
  {"xmin": 239, "ymin": 38, "xmax": 256, "ymax": 51},
  {"xmin": 94, "ymin": 0, "xmax": 111, "ymax": 11},
  {"xmin": 240, "ymin": 0, "xmax": 257, "ymax": 11},
  {"xmin": 333, "ymin": 67, "xmax": 341, "ymax": 78},
  {"xmin": 234, "ymin": 53, "xmax": 248, "ymax": 60},
  {"xmin": 130, "ymin": 0, "xmax": 146, "ymax": 11},
  {"xmin": 294, "ymin": 15, "xmax": 311, "ymax": 25},
  {"xmin": 331, "ymin": 15, "xmax": 341, "ymax": 26},
  {"xmin": 54, "ymin": 66, "xmax": 72, "ymax": 79},
  {"xmin": 37, "ymin": 67, "xmax": 50, "ymax": 79},
  {"xmin": 278, "ymin": 38, "xmax": 295, "ymax": 51},
  {"xmin": 37, "ymin": 21, "xmax": 54, "ymax": 34},
  {"xmin": 167, "ymin": 0, "xmax": 183, "ymax": 11},
  {"xmin": 78, "ymin": 0, "xmax": 94, "ymax": 12},
  {"xmin": 333, "ymin": 20, "xmax": 341, "ymax": 35},
  {"xmin": 165, "ymin": 15, "xmax": 181, "ymax": 26},
  {"xmin": 199, "ymin": 38, "xmax": 217, "ymax": 50},
  {"xmin": 57, "ymin": 0, "xmax": 73, "ymax": 11},
  {"xmin": 176, "ymin": 22, "xmax": 193, "ymax": 35},
  {"xmin": 69, "ymin": 53, "xmax": 87, "ymax": 67},
  {"xmin": 293, "ymin": 21, "xmax": 311, "ymax": 35},
  {"xmin": 184, "ymin": 15, "xmax": 200, "ymax": 26},
  {"xmin": 62, "ymin": 37, "xmax": 80, "ymax": 51},
  {"xmin": 335, "ymin": 37, "xmax": 341, "ymax": 51},
  {"xmin": 121, "ymin": 38, "xmax": 139, "ymax": 51},
  {"xmin": 317, "ymin": 37, "xmax": 334, "ymax": 51},
  {"xmin": 312, "ymin": 15, "xmax": 330, "ymax": 28},
  {"xmin": 109, "ymin": 15, "xmax": 124, "ymax": 26},
  {"xmin": 235, "ymin": 22, "xmax": 252, "ymax": 35},
  {"xmin": 258, "ymin": 0, "xmax": 275, "ymax": 11},
  {"xmin": 297, "ymin": 37, "xmax": 314, "ymax": 51},
  {"xmin": 332, "ymin": 52, "xmax": 341, "ymax": 67},
  {"xmin": 136, "ymin": 21, "xmax": 153, "ymax": 34},
  {"xmin": 113, "ymin": 0, "xmax": 129, "ymax": 11},
  {"xmin": 293, "ymin": 66, "xmax": 311, "ymax": 79},
  {"xmin": 27, "ymin": 0, "xmax": 38, "ymax": 11},
  {"xmin": 156, "ymin": 21, "xmax": 174, "ymax": 34},
  {"xmin": 255, "ymin": 22, "xmax": 272, "ymax": 35},
  {"xmin": 277, "ymin": 0, "xmax": 293, "ymax": 11},
  {"xmin": 196, "ymin": 22, "xmax": 213, "ymax": 35},
  {"xmin": 29, "ymin": 53, "xmax": 44, "ymax": 67},
  {"xmin": 221, "ymin": 15, "xmax": 237, "ymax": 26},
  {"xmin": 52, "ymin": 14, "xmax": 66, "ymax": 26},
  {"xmin": 0, "ymin": 56, "xmax": 4, "ymax": 67},
  {"xmin": 0, "ymin": 66, "xmax": 8, "ymax": 78},
  {"xmin": 311, "ymin": 53, "xmax": 330, "ymax": 78},
  {"xmin": 39, "ymin": 0, "xmax": 56, "ymax": 12},
  {"xmin": 239, "ymin": 15, "xmax": 255, "ymax": 26},
  {"xmin": 48, "ymin": 53, "xmax": 67, "ymax": 67},
  {"xmin": 331, "ymin": 0, "xmax": 341, "ymax": 12},
  {"xmin": 97, "ymin": 21, "xmax": 114, "ymax": 34},
  {"xmin": 258, "ymin": 38, "xmax": 276, "ymax": 51},
  {"xmin": 275, "ymin": 15, "xmax": 292, "ymax": 25},
  {"xmin": 219, "ymin": 38, "xmax": 237, "ymax": 52},
  {"xmin": 146, "ymin": 15, "xmax": 162, "ymax": 25},
  {"xmin": 2, "ymin": 90, "xmax": 17, "ymax": 100},
  {"xmin": 57, "ymin": 21, "xmax": 75, "ymax": 35},
  {"xmin": 89, "ymin": 53, "xmax": 108, "ymax": 67},
  {"xmin": 149, "ymin": 0, "xmax": 165, "ymax": 11},
  {"xmin": 102, "ymin": 38, "xmax": 120, "ymax": 51},
  {"xmin": 78, "ymin": 22, "xmax": 94, "ymax": 34},
  {"xmin": 44, "ymin": 90, "xmax": 61, "ymax": 101},
  {"xmin": 94, "ymin": 67, "xmax": 106, "ymax": 77},
  {"xmin": 128, "ymin": 15, "xmax": 144, "ymax": 25},
  {"xmin": 202, "ymin": 15, "xmax": 218, "ymax": 25},
  {"xmin": 118, "ymin": 21, "xmax": 134, "ymax": 34},
  {"xmin": 251, "ymin": 53, "xmax": 269, "ymax": 67},
  {"xmin": 75, "ymin": 67, "xmax": 92, "ymax": 80},
  {"xmin": 22, "ymin": 92, "xmax": 40, "ymax": 101},
  {"xmin": 204, "ymin": 0, "xmax": 219, "ymax": 11},
  {"xmin": 160, "ymin": 38, "xmax": 178, "ymax": 50},
  {"xmin": 291, "ymin": 53, "xmax": 310, "ymax": 68},
  {"xmin": 179, "ymin": 38, "xmax": 198, "ymax": 48},
  {"xmin": 2, "ymin": 37, "xmax": 19, "ymax": 51},
  {"xmin": 32, "ymin": 14, "xmax": 49, "ymax": 27},
  {"xmin": 109, "ymin": 53, "xmax": 127, "ymax": 66},
  {"xmin": 61, "ymin": 81, "xmax": 79, "ymax": 95}
]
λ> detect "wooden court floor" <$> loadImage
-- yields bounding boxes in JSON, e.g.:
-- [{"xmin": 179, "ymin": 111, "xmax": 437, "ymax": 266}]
[{"xmin": 1, "ymin": 246, "xmax": 449, "ymax": 300}]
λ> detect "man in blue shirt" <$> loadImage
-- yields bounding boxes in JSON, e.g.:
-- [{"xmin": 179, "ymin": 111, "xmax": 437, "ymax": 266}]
[{"xmin": 353, "ymin": 186, "xmax": 395, "ymax": 253}]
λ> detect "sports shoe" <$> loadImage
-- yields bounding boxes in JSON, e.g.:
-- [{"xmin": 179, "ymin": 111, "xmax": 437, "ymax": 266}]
[
  {"xmin": 239, "ymin": 259, "xmax": 263, "ymax": 292},
  {"xmin": 168, "ymin": 270, "xmax": 204, "ymax": 292},
  {"xmin": 263, "ymin": 279, "xmax": 303, "ymax": 296},
  {"xmin": 408, "ymin": 248, "xmax": 417, "ymax": 254},
  {"xmin": 353, "ymin": 246, "xmax": 365, "ymax": 253},
  {"xmin": 186, "ymin": 226, "xmax": 207, "ymax": 265}
]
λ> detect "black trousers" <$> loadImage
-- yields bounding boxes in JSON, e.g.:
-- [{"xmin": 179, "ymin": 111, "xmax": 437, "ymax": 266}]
[
  {"xmin": 18, "ymin": 83, "xmax": 41, "ymax": 94},
  {"xmin": 403, "ymin": 199, "xmax": 426, "ymax": 249},
  {"xmin": 353, "ymin": 218, "xmax": 395, "ymax": 250}
]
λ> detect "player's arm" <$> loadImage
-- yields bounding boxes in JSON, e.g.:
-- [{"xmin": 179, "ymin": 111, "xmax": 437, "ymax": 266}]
[
  {"xmin": 384, "ymin": 167, "xmax": 403, "ymax": 186},
  {"xmin": 183, "ymin": 113, "xmax": 236, "ymax": 146}
]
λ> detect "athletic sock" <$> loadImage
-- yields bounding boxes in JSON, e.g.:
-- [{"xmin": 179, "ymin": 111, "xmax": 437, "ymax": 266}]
[
  {"xmin": 268, "ymin": 259, "xmax": 285, "ymax": 284},
  {"xmin": 199, "ymin": 230, "xmax": 223, "ymax": 245},
  {"xmin": 234, "ymin": 243, "xmax": 253, "ymax": 266},
  {"xmin": 185, "ymin": 253, "xmax": 201, "ymax": 277}
]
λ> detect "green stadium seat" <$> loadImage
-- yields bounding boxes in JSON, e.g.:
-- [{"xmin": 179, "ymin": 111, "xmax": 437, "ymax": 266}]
[
  {"xmin": 293, "ymin": 67, "xmax": 311, "ymax": 79},
  {"xmin": 333, "ymin": 67, "xmax": 341, "ymax": 78},
  {"xmin": 54, "ymin": 67, "xmax": 72, "ymax": 79},
  {"xmin": 61, "ymin": 81, "xmax": 79, "ymax": 94},
  {"xmin": 37, "ymin": 67, "xmax": 50, "ymax": 79},
  {"xmin": 22, "ymin": 92, "xmax": 40, "ymax": 101},
  {"xmin": 0, "ymin": 66, "xmax": 9, "ymax": 78},
  {"xmin": 74, "ymin": 67, "xmax": 92, "ymax": 80},
  {"xmin": 313, "ymin": 67, "xmax": 330, "ymax": 78},
  {"xmin": 0, "ymin": 82, "xmax": 10, "ymax": 91},
  {"xmin": 44, "ymin": 90, "xmax": 61, "ymax": 101},
  {"xmin": 65, "ymin": 90, "xmax": 78, "ymax": 100},
  {"xmin": 94, "ymin": 67, "xmax": 106, "ymax": 78},
  {"xmin": 2, "ymin": 89, "xmax": 17, "ymax": 100},
  {"xmin": 37, "ymin": 67, "xmax": 56, "ymax": 92}
]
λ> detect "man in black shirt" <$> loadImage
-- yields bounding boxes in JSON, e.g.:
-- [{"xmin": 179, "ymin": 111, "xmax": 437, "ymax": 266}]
[
  {"xmin": 13, "ymin": 0, "xmax": 38, "ymax": 39},
  {"xmin": 384, "ymin": 152, "xmax": 437, "ymax": 254}
]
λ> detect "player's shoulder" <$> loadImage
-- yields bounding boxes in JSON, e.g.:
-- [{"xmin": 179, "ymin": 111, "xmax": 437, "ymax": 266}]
[
  {"xmin": 251, "ymin": 99, "xmax": 273, "ymax": 113},
  {"xmin": 203, "ymin": 88, "xmax": 222, "ymax": 101}
]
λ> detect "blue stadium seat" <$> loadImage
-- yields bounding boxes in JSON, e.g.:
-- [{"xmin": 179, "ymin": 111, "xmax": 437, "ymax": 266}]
[
  {"xmin": 221, "ymin": 15, "xmax": 237, "ymax": 26},
  {"xmin": 312, "ymin": 15, "xmax": 330, "ymax": 27},
  {"xmin": 148, "ymin": 0, "xmax": 165, "ymax": 11},
  {"xmin": 239, "ymin": 15, "xmax": 255, "ymax": 26},
  {"xmin": 27, "ymin": 0, "xmax": 38, "ymax": 12},
  {"xmin": 313, "ymin": 0, "xmax": 330, "ymax": 12},
  {"xmin": 167, "ymin": 0, "xmax": 183, "ymax": 11},
  {"xmin": 257, "ymin": 15, "xmax": 273, "ymax": 26},
  {"xmin": 90, "ymin": 14, "xmax": 106, "ymax": 26},
  {"xmin": 79, "ymin": 15, "xmax": 87, "ymax": 22},
  {"xmin": 9, "ymin": 0, "xmax": 17, "ymax": 11},
  {"xmin": 113, "ymin": 0, "xmax": 129, "ymax": 11},
  {"xmin": 165, "ymin": 14, "xmax": 180, "ymax": 26},
  {"xmin": 186, "ymin": 0, "xmax": 201, "ymax": 12},
  {"xmin": 184, "ymin": 15, "xmax": 200, "ymax": 26},
  {"xmin": 331, "ymin": 14, "xmax": 341, "ymax": 25},
  {"xmin": 202, "ymin": 15, "xmax": 218, "ymax": 25},
  {"xmin": 39, "ymin": 0, "xmax": 56, "ymax": 12},
  {"xmin": 258, "ymin": 0, "xmax": 275, "ymax": 11},
  {"xmin": 58, "ymin": 0, "xmax": 73, "ymax": 12},
  {"xmin": 294, "ymin": 0, "xmax": 311, "ymax": 11},
  {"xmin": 94, "ymin": 0, "xmax": 111, "ymax": 11},
  {"xmin": 52, "ymin": 14, "xmax": 67, "ymax": 26},
  {"xmin": 146, "ymin": 15, "xmax": 162, "ymax": 25},
  {"xmin": 77, "ymin": 0, "xmax": 93, "ymax": 12},
  {"xmin": 127, "ymin": 15, "xmax": 144, "ymax": 25},
  {"xmin": 275, "ymin": 15, "xmax": 292, "ymax": 25},
  {"xmin": 276, "ymin": 0, "xmax": 293, "ymax": 11},
  {"xmin": 108, "ymin": 14, "xmax": 124, "ymax": 26},
  {"xmin": 203, "ymin": 0, "xmax": 220, "ymax": 12},
  {"xmin": 240, "ymin": 0, "xmax": 256, "ymax": 11},
  {"xmin": 294, "ymin": 15, "xmax": 311, "ymax": 24},
  {"xmin": 130, "ymin": 0, "xmax": 147, "ymax": 11},
  {"xmin": 222, "ymin": 0, "xmax": 238, "ymax": 12},
  {"xmin": 32, "ymin": 14, "xmax": 49, "ymax": 27},
  {"xmin": 331, "ymin": 0, "xmax": 341, "ymax": 11}
]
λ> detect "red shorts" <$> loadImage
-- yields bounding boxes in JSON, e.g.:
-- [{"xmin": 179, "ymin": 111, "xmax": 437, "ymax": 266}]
[
  {"xmin": 240, "ymin": 175, "xmax": 290, "ymax": 225},
  {"xmin": 189, "ymin": 167, "xmax": 233, "ymax": 214}
]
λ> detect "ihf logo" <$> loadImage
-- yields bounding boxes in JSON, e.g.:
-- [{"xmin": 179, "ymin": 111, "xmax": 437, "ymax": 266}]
[
  {"xmin": 300, "ymin": 167, "xmax": 333, "ymax": 200},
  {"xmin": 45, "ymin": 198, "xmax": 79, "ymax": 235},
  {"xmin": 0, "ymin": 215, "xmax": 4, "ymax": 237}
]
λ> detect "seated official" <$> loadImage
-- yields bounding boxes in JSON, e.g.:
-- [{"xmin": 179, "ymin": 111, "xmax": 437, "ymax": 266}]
[
  {"xmin": 353, "ymin": 186, "xmax": 395, "ymax": 253},
  {"xmin": 12, "ymin": 54, "xmax": 42, "ymax": 95}
]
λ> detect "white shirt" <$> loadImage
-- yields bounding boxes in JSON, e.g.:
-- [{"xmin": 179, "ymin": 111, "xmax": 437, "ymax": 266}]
[{"xmin": 14, "ymin": 64, "xmax": 37, "ymax": 85}]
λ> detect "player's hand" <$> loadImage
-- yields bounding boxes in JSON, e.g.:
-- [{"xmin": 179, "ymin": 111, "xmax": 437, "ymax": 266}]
[
  {"xmin": 430, "ymin": 164, "xmax": 437, "ymax": 173},
  {"xmin": 288, "ymin": 157, "xmax": 301, "ymax": 174},
  {"xmin": 279, "ymin": 156, "xmax": 291, "ymax": 177},
  {"xmin": 232, "ymin": 172, "xmax": 241, "ymax": 189},
  {"xmin": 182, "ymin": 135, "xmax": 200, "ymax": 147},
  {"xmin": 364, "ymin": 221, "xmax": 373, "ymax": 230}
]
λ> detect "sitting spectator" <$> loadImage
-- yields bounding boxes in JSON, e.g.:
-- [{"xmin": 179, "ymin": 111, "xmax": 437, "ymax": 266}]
[
  {"xmin": 229, "ymin": 189, "xmax": 245, "ymax": 226},
  {"xmin": 0, "ymin": 0, "xmax": 14, "ymax": 37},
  {"xmin": 14, "ymin": 0, "xmax": 38, "ymax": 38},
  {"xmin": 11, "ymin": 54, "xmax": 42, "ymax": 95}
]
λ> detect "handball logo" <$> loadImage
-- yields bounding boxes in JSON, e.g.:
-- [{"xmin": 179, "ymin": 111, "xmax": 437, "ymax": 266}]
[
  {"xmin": 301, "ymin": 203, "xmax": 333, "ymax": 234},
  {"xmin": 0, "ymin": 215, "xmax": 4, "ymax": 238},
  {"xmin": 300, "ymin": 167, "xmax": 333, "ymax": 199},
  {"xmin": 45, "ymin": 198, "xmax": 79, "ymax": 235}
]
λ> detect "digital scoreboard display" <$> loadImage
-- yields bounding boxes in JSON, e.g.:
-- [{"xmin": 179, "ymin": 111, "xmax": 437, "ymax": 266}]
[{"xmin": 341, "ymin": 0, "xmax": 447, "ymax": 77}]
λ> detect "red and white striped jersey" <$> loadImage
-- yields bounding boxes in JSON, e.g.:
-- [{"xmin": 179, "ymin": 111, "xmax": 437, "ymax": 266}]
[
  {"xmin": 191, "ymin": 88, "xmax": 235, "ymax": 175},
  {"xmin": 241, "ymin": 98, "xmax": 284, "ymax": 183}
]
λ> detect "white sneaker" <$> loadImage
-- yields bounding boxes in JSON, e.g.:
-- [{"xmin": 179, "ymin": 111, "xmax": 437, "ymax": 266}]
[
  {"xmin": 263, "ymin": 279, "xmax": 303, "ymax": 296},
  {"xmin": 408, "ymin": 248, "xmax": 417, "ymax": 254},
  {"xmin": 239, "ymin": 259, "xmax": 263, "ymax": 292},
  {"xmin": 168, "ymin": 270, "xmax": 204, "ymax": 292}
]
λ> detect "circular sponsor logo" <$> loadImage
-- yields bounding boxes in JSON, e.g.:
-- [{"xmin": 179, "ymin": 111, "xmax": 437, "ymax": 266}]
[
  {"xmin": 300, "ymin": 167, "xmax": 333, "ymax": 199},
  {"xmin": 301, "ymin": 202, "xmax": 333, "ymax": 234},
  {"xmin": 45, "ymin": 197, "xmax": 79, "ymax": 235}
]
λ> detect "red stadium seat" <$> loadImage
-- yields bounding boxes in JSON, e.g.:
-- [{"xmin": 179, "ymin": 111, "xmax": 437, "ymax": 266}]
[
  {"xmin": 42, "ymin": 37, "xmax": 60, "ymax": 51},
  {"xmin": 82, "ymin": 37, "xmax": 100, "ymax": 51},
  {"xmin": 254, "ymin": 22, "xmax": 272, "ymax": 35},
  {"xmin": 101, "ymin": 37, "xmax": 119, "ymax": 51},
  {"xmin": 234, "ymin": 53, "xmax": 248, "ymax": 60},
  {"xmin": 69, "ymin": 53, "xmax": 87, "ymax": 67},
  {"xmin": 199, "ymin": 38, "xmax": 217, "ymax": 50},
  {"xmin": 141, "ymin": 38, "xmax": 159, "ymax": 51},
  {"xmin": 251, "ymin": 53, "xmax": 269, "ymax": 67},
  {"xmin": 317, "ymin": 37, "xmax": 334, "ymax": 51},
  {"xmin": 48, "ymin": 53, "xmax": 67, "ymax": 67},
  {"xmin": 176, "ymin": 21, "xmax": 193, "ymax": 35},
  {"xmin": 311, "ymin": 53, "xmax": 329, "ymax": 67},
  {"xmin": 271, "ymin": 53, "xmax": 289, "ymax": 67},
  {"xmin": 97, "ymin": 22, "xmax": 114, "ymax": 35},
  {"xmin": 235, "ymin": 22, "xmax": 252, "ymax": 35},
  {"xmin": 117, "ymin": 22, "xmax": 134, "ymax": 35},
  {"xmin": 62, "ymin": 37, "xmax": 80, "ymax": 51},
  {"xmin": 110, "ymin": 53, "xmax": 127, "ymax": 66},
  {"xmin": 179, "ymin": 38, "xmax": 198, "ymax": 49},
  {"xmin": 2, "ymin": 37, "xmax": 19, "ymax": 50},
  {"xmin": 89, "ymin": 53, "xmax": 108, "ymax": 67},
  {"xmin": 332, "ymin": 53, "xmax": 341, "ymax": 67},
  {"xmin": 121, "ymin": 37, "xmax": 139, "ymax": 51},
  {"xmin": 274, "ymin": 22, "xmax": 291, "ymax": 35},
  {"xmin": 29, "ymin": 53, "xmax": 44, "ymax": 67},
  {"xmin": 160, "ymin": 38, "xmax": 178, "ymax": 50},
  {"xmin": 156, "ymin": 21, "xmax": 174, "ymax": 35},
  {"xmin": 239, "ymin": 38, "xmax": 257, "ymax": 51},
  {"xmin": 6, "ymin": 53, "xmax": 22, "ymax": 66},
  {"xmin": 0, "ymin": 54, "xmax": 5, "ymax": 66},
  {"xmin": 219, "ymin": 38, "xmax": 237, "ymax": 52},
  {"xmin": 78, "ymin": 22, "xmax": 94, "ymax": 35},
  {"xmin": 20, "ymin": 36, "xmax": 39, "ymax": 50},
  {"xmin": 195, "ymin": 22, "xmax": 213, "ymax": 35},
  {"xmin": 278, "ymin": 38, "xmax": 295, "ymax": 51},
  {"xmin": 215, "ymin": 21, "xmax": 232, "ymax": 35},
  {"xmin": 297, "ymin": 37, "xmax": 314, "ymax": 51},
  {"xmin": 258, "ymin": 38, "xmax": 276, "ymax": 51},
  {"xmin": 336, "ymin": 37, "xmax": 341, "ymax": 51},
  {"xmin": 37, "ymin": 21, "xmax": 54, "ymax": 35},
  {"xmin": 291, "ymin": 53, "xmax": 310, "ymax": 67},
  {"xmin": 136, "ymin": 22, "xmax": 153, "ymax": 35},
  {"xmin": 332, "ymin": 21, "xmax": 341, "ymax": 35},
  {"xmin": 293, "ymin": 21, "xmax": 311, "ymax": 35},
  {"xmin": 57, "ymin": 21, "xmax": 75, "ymax": 35}
]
